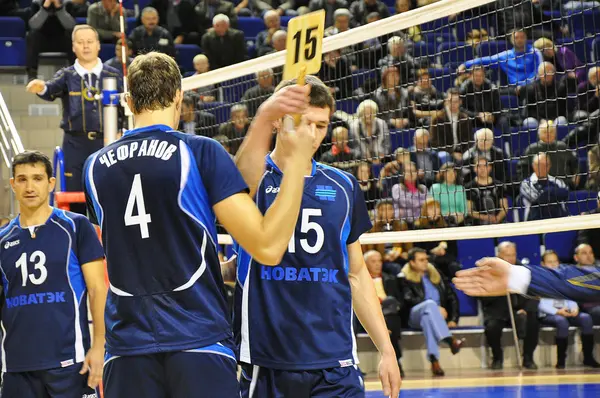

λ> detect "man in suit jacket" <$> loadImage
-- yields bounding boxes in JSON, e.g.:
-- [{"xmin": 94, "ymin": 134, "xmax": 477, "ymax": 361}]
[
  {"xmin": 201, "ymin": 14, "xmax": 246, "ymax": 70},
  {"xmin": 179, "ymin": 96, "xmax": 218, "ymax": 137},
  {"xmin": 195, "ymin": 0, "xmax": 237, "ymax": 35},
  {"xmin": 429, "ymin": 88, "xmax": 473, "ymax": 162}
]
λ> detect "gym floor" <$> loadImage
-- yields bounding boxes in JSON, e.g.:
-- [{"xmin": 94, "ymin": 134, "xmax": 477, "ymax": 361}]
[{"xmin": 364, "ymin": 369, "xmax": 600, "ymax": 397}]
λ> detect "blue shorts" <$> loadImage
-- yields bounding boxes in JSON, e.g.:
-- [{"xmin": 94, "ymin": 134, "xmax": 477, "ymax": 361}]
[
  {"xmin": 2, "ymin": 364, "xmax": 97, "ymax": 398},
  {"xmin": 103, "ymin": 344, "xmax": 239, "ymax": 398},
  {"xmin": 240, "ymin": 364, "xmax": 365, "ymax": 398}
]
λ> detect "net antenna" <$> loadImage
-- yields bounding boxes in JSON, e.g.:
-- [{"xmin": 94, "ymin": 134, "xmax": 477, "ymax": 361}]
[{"xmin": 118, "ymin": 0, "xmax": 134, "ymax": 130}]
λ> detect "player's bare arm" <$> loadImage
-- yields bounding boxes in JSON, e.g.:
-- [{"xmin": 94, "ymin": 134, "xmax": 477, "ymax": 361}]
[
  {"xmin": 215, "ymin": 118, "xmax": 315, "ymax": 265},
  {"xmin": 80, "ymin": 258, "xmax": 107, "ymax": 388},
  {"xmin": 235, "ymin": 84, "xmax": 310, "ymax": 197},
  {"xmin": 347, "ymin": 241, "xmax": 402, "ymax": 398}
]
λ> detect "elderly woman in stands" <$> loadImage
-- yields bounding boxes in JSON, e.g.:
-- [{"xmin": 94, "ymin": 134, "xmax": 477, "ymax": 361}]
[
  {"xmin": 391, "ymin": 161, "xmax": 428, "ymax": 226},
  {"xmin": 371, "ymin": 66, "xmax": 412, "ymax": 130},
  {"xmin": 429, "ymin": 162, "xmax": 468, "ymax": 226},
  {"xmin": 534, "ymin": 37, "xmax": 585, "ymax": 84},
  {"xmin": 398, "ymin": 247, "xmax": 462, "ymax": 377},
  {"xmin": 349, "ymin": 100, "xmax": 392, "ymax": 164}
]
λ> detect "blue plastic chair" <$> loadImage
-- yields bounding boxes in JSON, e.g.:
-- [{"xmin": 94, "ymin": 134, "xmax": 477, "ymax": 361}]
[
  {"xmin": 176, "ymin": 44, "xmax": 201, "ymax": 73},
  {"xmin": 0, "ymin": 17, "xmax": 25, "ymax": 38},
  {"xmin": 0, "ymin": 38, "xmax": 26, "ymax": 67},
  {"xmin": 544, "ymin": 231, "xmax": 578, "ymax": 262},
  {"xmin": 237, "ymin": 17, "xmax": 264, "ymax": 39}
]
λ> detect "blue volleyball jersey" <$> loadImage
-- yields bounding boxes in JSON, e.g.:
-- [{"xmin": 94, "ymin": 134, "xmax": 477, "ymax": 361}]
[
  {"xmin": 0, "ymin": 209, "xmax": 104, "ymax": 372},
  {"xmin": 234, "ymin": 155, "xmax": 372, "ymax": 370},
  {"xmin": 83, "ymin": 124, "xmax": 248, "ymax": 357}
]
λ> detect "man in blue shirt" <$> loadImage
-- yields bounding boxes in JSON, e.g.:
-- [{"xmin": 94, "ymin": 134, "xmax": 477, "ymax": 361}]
[
  {"xmin": 83, "ymin": 51, "xmax": 316, "ymax": 398},
  {"xmin": 458, "ymin": 29, "xmax": 543, "ymax": 94},
  {"xmin": 1, "ymin": 151, "xmax": 107, "ymax": 398},
  {"xmin": 233, "ymin": 75, "xmax": 401, "ymax": 398}
]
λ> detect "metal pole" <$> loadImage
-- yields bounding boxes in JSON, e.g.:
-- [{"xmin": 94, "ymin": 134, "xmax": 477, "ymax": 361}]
[
  {"xmin": 506, "ymin": 293, "xmax": 523, "ymax": 371},
  {"xmin": 102, "ymin": 77, "xmax": 119, "ymax": 146}
]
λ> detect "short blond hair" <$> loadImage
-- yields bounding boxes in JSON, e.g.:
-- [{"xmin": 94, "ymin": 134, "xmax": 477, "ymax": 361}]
[{"xmin": 72, "ymin": 24, "xmax": 99, "ymax": 42}]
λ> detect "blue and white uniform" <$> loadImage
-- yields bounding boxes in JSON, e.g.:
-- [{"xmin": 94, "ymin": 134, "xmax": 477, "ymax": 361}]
[
  {"xmin": 235, "ymin": 155, "xmax": 372, "ymax": 398},
  {"xmin": 84, "ymin": 124, "xmax": 248, "ymax": 398},
  {"xmin": 0, "ymin": 208, "xmax": 104, "ymax": 398}
]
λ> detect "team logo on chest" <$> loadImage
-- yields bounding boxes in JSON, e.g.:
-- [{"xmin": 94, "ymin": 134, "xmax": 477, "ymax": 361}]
[{"xmin": 315, "ymin": 185, "xmax": 336, "ymax": 202}]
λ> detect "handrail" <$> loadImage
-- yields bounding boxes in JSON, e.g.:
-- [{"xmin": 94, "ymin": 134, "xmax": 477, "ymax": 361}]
[
  {"xmin": 0, "ymin": 91, "xmax": 24, "ymax": 217},
  {"xmin": 50, "ymin": 146, "xmax": 66, "ymax": 206}
]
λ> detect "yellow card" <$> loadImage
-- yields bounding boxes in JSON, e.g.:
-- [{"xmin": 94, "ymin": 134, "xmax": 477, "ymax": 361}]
[{"xmin": 283, "ymin": 10, "xmax": 326, "ymax": 81}]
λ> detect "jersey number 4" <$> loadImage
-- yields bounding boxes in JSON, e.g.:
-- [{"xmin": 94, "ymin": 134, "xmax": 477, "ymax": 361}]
[
  {"xmin": 125, "ymin": 174, "xmax": 152, "ymax": 239},
  {"xmin": 288, "ymin": 209, "xmax": 324, "ymax": 254},
  {"xmin": 15, "ymin": 251, "xmax": 48, "ymax": 287}
]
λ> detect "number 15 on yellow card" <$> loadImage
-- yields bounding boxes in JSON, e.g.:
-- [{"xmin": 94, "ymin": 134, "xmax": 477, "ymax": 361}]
[{"xmin": 283, "ymin": 10, "xmax": 326, "ymax": 81}]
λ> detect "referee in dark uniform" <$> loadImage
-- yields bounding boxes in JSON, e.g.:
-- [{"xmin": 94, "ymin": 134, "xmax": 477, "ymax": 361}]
[{"xmin": 26, "ymin": 24, "xmax": 122, "ymax": 213}]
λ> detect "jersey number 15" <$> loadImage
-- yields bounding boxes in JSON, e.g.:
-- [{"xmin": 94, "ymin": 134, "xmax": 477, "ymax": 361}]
[{"xmin": 288, "ymin": 209, "xmax": 324, "ymax": 254}]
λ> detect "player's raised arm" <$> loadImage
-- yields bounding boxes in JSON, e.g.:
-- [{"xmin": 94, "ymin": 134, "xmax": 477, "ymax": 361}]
[
  {"xmin": 235, "ymin": 83, "xmax": 310, "ymax": 197},
  {"xmin": 215, "ymin": 117, "xmax": 315, "ymax": 265}
]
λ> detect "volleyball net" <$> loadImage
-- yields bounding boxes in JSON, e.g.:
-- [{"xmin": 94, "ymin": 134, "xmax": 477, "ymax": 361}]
[{"xmin": 181, "ymin": 0, "xmax": 600, "ymax": 266}]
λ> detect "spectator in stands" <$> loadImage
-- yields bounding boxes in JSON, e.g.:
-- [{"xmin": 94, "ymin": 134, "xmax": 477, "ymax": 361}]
[
  {"xmin": 429, "ymin": 163, "xmax": 468, "ymax": 225},
  {"xmin": 379, "ymin": 147, "xmax": 411, "ymax": 196},
  {"xmin": 349, "ymin": 0, "xmax": 390, "ymax": 26},
  {"xmin": 481, "ymin": 241, "xmax": 540, "ymax": 370},
  {"xmin": 128, "ymin": 7, "xmax": 175, "ymax": 57},
  {"xmin": 577, "ymin": 67, "xmax": 600, "ymax": 116},
  {"xmin": 349, "ymin": 100, "xmax": 391, "ymax": 164},
  {"xmin": 234, "ymin": 0, "xmax": 272, "ymax": 17},
  {"xmin": 26, "ymin": 0, "xmax": 77, "ymax": 80},
  {"xmin": 372, "ymin": 66, "xmax": 411, "ymax": 130},
  {"xmin": 410, "ymin": 128, "xmax": 440, "ymax": 187},
  {"xmin": 572, "ymin": 244, "xmax": 600, "ymax": 324},
  {"xmin": 460, "ymin": 66, "xmax": 510, "ymax": 137},
  {"xmin": 324, "ymin": 7, "xmax": 351, "ymax": 36},
  {"xmin": 201, "ymin": 14, "xmax": 246, "ymax": 70},
  {"xmin": 391, "ymin": 161, "xmax": 428, "ymax": 225},
  {"xmin": 429, "ymin": 88, "xmax": 472, "ymax": 162},
  {"xmin": 410, "ymin": 69, "xmax": 444, "ymax": 126},
  {"xmin": 519, "ymin": 153, "xmax": 569, "ymax": 221},
  {"xmin": 308, "ymin": 0, "xmax": 348, "ymax": 27},
  {"xmin": 195, "ymin": 0, "xmax": 237, "ymax": 35},
  {"xmin": 378, "ymin": 36, "xmax": 422, "ymax": 84},
  {"xmin": 521, "ymin": 62, "xmax": 577, "ymax": 130},
  {"xmin": 538, "ymin": 250, "xmax": 600, "ymax": 369},
  {"xmin": 518, "ymin": 120, "xmax": 579, "ymax": 188},
  {"xmin": 242, "ymin": 69, "xmax": 275, "ymax": 117},
  {"xmin": 270, "ymin": 29, "xmax": 287, "ymax": 52},
  {"xmin": 218, "ymin": 103, "xmax": 249, "ymax": 155},
  {"xmin": 393, "ymin": 0, "xmax": 420, "ymax": 42},
  {"xmin": 363, "ymin": 199, "xmax": 413, "ymax": 270},
  {"xmin": 357, "ymin": 161, "xmax": 381, "ymax": 212},
  {"xmin": 274, "ymin": 0, "xmax": 311, "ymax": 16},
  {"xmin": 319, "ymin": 126, "xmax": 360, "ymax": 171},
  {"xmin": 534, "ymin": 38, "xmax": 585, "ymax": 84},
  {"xmin": 87, "ymin": 0, "xmax": 121, "ymax": 43},
  {"xmin": 363, "ymin": 250, "xmax": 405, "ymax": 376},
  {"xmin": 465, "ymin": 157, "xmax": 508, "ymax": 225},
  {"xmin": 496, "ymin": 0, "xmax": 568, "ymax": 39},
  {"xmin": 462, "ymin": 128, "xmax": 506, "ymax": 183},
  {"xmin": 318, "ymin": 49, "xmax": 353, "ymax": 99},
  {"xmin": 398, "ymin": 247, "xmax": 462, "ymax": 377},
  {"xmin": 458, "ymin": 29, "xmax": 543, "ymax": 95},
  {"xmin": 189, "ymin": 54, "xmax": 218, "ymax": 102},
  {"xmin": 256, "ymin": 10, "xmax": 283, "ymax": 56},
  {"xmin": 588, "ymin": 144, "xmax": 600, "ymax": 191},
  {"xmin": 104, "ymin": 38, "xmax": 133, "ymax": 76},
  {"xmin": 179, "ymin": 95, "xmax": 218, "ymax": 137},
  {"xmin": 25, "ymin": 25, "xmax": 121, "ymax": 214},
  {"xmin": 576, "ymin": 193, "xmax": 600, "ymax": 256}
]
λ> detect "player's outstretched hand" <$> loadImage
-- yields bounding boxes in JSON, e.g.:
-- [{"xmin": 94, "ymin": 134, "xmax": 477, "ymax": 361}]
[
  {"xmin": 453, "ymin": 257, "xmax": 512, "ymax": 297},
  {"xmin": 26, "ymin": 79, "xmax": 46, "ymax": 94},
  {"xmin": 80, "ymin": 344, "xmax": 104, "ymax": 388},
  {"xmin": 259, "ymin": 83, "xmax": 311, "ymax": 121},
  {"xmin": 379, "ymin": 352, "xmax": 402, "ymax": 398}
]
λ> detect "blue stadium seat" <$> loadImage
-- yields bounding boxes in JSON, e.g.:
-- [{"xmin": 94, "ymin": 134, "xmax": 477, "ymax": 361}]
[
  {"xmin": 75, "ymin": 17, "xmax": 86, "ymax": 25},
  {"xmin": 421, "ymin": 17, "xmax": 452, "ymax": 35},
  {"xmin": 500, "ymin": 95, "xmax": 519, "ymax": 111},
  {"xmin": 237, "ymin": 17, "xmax": 264, "ymax": 39},
  {"xmin": 507, "ymin": 128, "xmax": 537, "ymax": 157},
  {"xmin": 351, "ymin": 69, "xmax": 377, "ymax": 90},
  {"xmin": 280, "ymin": 16, "xmax": 292, "ymax": 27},
  {"xmin": 477, "ymin": 40, "xmax": 508, "ymax": 58},
  {"xmin": 453, "ymin": 285, "xmax": 478, "ymax": 316},
  {"xmin": 335, "ymin": 98, "xmax": 360, "ymax": 114},
  {"xmin": 176, "ymin": 44, "xmax": 201, "ymax": 73},
  {"xmin": 0, "ymin": 38, "xmax": 26, "ymax": 67},
  {"xmin": 455, "ymin": 14, "xmax": 489, "ymax": 42},
  {"xmin": 428, "ymin": 67, "xmax": 454, "ymax": 93},
  {"xmin": 99, "ymin": 44, "xmax": 115, "ymax": 62},
  {"xmin": 568, "ymin": 9, "xmax": 600, "ymax": 38},
  {"xmin": 411, "ymin": 41, "xmax": 435, "ymax": 59},
  {"xmin": 422, "ymin": 33, "xmax": 456, "ymax": 48},
  {"xmin": 126, "ymin": 17, "xmax": 137, "ymax": 35},
  {"xmin": 221, "ymin": 75, "xmax": 255, "ymax": 103},
  {"xmin": 568, "ymin": 190, "xmax": 598, "ymax": 216},
  {"xmin": 0, "ymin": 17, "xmax": 25, "ymax": 38},
  {"xmin": 457, "ymin": 238, "xmax": 495, "ymax": 269},
  {"xmin": 202, "ymin": 102, "xmax": 231, "ymax": 125},
  {"xmin": 498, "ymin": 234, "xmax": 541, "ymax": 264},
  {"xmin": 544, "ymin": 230, "xmax": 578, "ymax": 262},
  {"xmin": 437, "ymin": 42, "xmax": 473, "ymax": 68},
  {"xmin": 390, "ymin": 129, "xmax": 415, "ymax": 151}
]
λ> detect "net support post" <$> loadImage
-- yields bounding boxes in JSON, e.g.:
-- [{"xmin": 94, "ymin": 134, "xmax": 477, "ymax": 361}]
[{"xmin": 102, "ymin": 77, "xmax": 119, "ymax": 146}]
